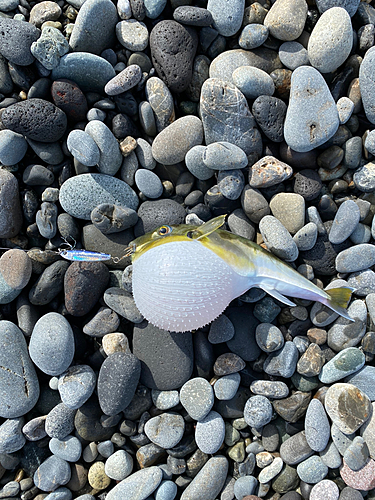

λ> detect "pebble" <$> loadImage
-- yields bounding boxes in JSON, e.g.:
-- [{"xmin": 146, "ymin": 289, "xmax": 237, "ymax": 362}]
[
  {"xmin": 145, "ymin": 413, "xmax": 185, "ymax": 449},
  {"xmin": 173, "ymin": 6, "xmax": 213, "ymax": 27},
  {"xmin": 252, "ymin": 97, "xmax": 287, "ymax": 143},
  {"xmin": 144, "ymin": 0, "xmax": 166, "ymax": 19},
  {"xmin": 135, "ymin": 169, "xmax": 163, "ymax": 199},
  {"xmin": 180, "ymin": 456, "xmax": 228, "ymax": 500},
  {"xmin": 279, "ymin": 42, "xmax": 309, "ymax": 70},
  {"xmin": 251, "ymin": 380, "xmax": 289, "ymax": 399},
  {"xmin": 232, "ymin": 66, "xmax": 275, "ymax": 100},
  {"xmin": 264, "ymin": 0, "xmax": 307, "ymax": 41},
  {"xmin": 337, "ymin": 97, "xmax": 354, "ymax": 125},
  {"xmin": 259, "ymin": 215, "xmax": 299, "ymax": 262},
  {"xmin": 105, "ymin": 449, "xmax": 133, "ymax": 480},
  {"xmin": 259, "ymin": 457, "xmax": 283, "ymax": 483},
  {"xmin": 150, "ymin": 20, "xmax": 197, "ymax": 93},
  {"xmin": 250, "ymin": 156, "xmax": 292, "ymax": 189},
  {"xmin": 320, "ymin": 440, "xmax": 342, "ymax": 469},
  {"xmin": 353, "ymin": 161, "xmax": 375, "ymax": 192},
  {"xmin": 343, "ymin": 436, "xmax": 369, "ymax": 471},
  {"xmin": 345, "ymin": 365, "xmax": 375, "ymax": 400},
  {"xmin": 208, "ymin": 314, "xmax": 235, "ymax": 344},
  {"xmin": 97, "ymin": 352, "xmax": 141, "ymax": 415},
  {"xmin": 325, "ymin": 383, "xmax": 371, "ymax": 434},
  {"xmin": 328, "ymin": 200, "xmax": 360, "ymax": 244},
  {"xmin": 340, "ymin": 458, "xmax": 375, "ymax": 491},
  {"xmin": 239, "ymin": 24, "xmax": 269, "ymax": 50},
  {"xmin": 0, "ymin": 129, "xmax": 28, "ymax": 166},
  {"xmin": 202, "ymin": 141, "xmax": 248, "ymax": 171},
  {"xmin": 58, "ymin": 365, "xmax": 96, "ymax": 409},
  {"xmin": 297, "ymin": 455, "xmax": 328, "ymax": 483},
  {"xmin": 359, "ymin": 46, "xmax": 375, "ymax": 124},
  {"xmin": 0, "ymin": 17, "xmax": 40, "ymax": 66},
  {"xmin": 45, "ymin": 402, "xmax": 75, "ymax": 439},
  {"xmin": 34, "ymin": 455, "xmax": 71, "ymax": 492},
  {"xmin": 85, "ymin": 120, "xmax": 123, "ymax": 175},
  {"xmin": 284, "ymin": 66, "xmax": 339, "ymax": 152},
  {"xmin": 304, "ymin": 399, "xmax": 330, "ymax": 452},
  {"xmin": 59, "ymin": 173, "xmax": 138, "ymax": 220},
  {"xmin": 270, "ymin": 193, "xmax": 305, "ymax": 235},
  {"xmin": 106, "ymin": 467, "xmax": 162, "ymax": 500},
  {"xmin": 319, "ymin": 347, "xmax": 365, "ymax": 384},
  {"xmin": 152, "ymin": 116, "xmax": 203, "ymax": 165},
  {"xmin": 263, "ymin": 341, "xmax": 299, "ymax": 378},
  {"xmin": 195, "ymin": 411, "xmax": 225, "ymax": 454},
  {"xmin": 336, "ymin": 243, "xmax": 375, "ymax": 273},
  {"xmin": 29, "ymin": 313, "xmax": 74, "ymax": 376},
  {"xmin": 244, "ymin": 395, "xmax": 273, "ymax": 428},
  {"xmin": 145, "ymin": 76, "xmax": 175, "ymax": 132},
  {"xmin": 0, "ymin": 417, "xmax": 25, "ymax": 454},
  {"xmin": 327, "ymin": 299, "xmax": 367, "ymax": 351},
  {"xmin": 308, "ymin": 8, "xmax": 353, "ymax": 73},
  {"xmin": 30, "ymin": 26, "xmax": 69, "ymax": 70},
  {"xmin": 115, "ymin": 19, "xmax": 148, "ymax": 52},
  {"xmin": 214, "ymin": 373, "xmax": 241, "ymax": 400},
  {"xmin": 180, "ymin": 377, "xmax": 214, "ymax": 421},
  {"xmin": 105, "ymin": 64, "xmax": 142, "ymax": 95},
  {"xmin": 88, "ymin": 461, "xmax": 111, "ymax": 490},
  {"xmin": 51, "ymin": 79, "xmax": 88, "ymax": 123},
  {"xmin": 67, "ymin": 130, "xmax": 100, "ymax": 166},
  {"xmin": 91, "ymin": 204, "xmax": 138, "ymax": 234},
  {"xmin": 152, "ymin": 390, "xmax": 179, "ymax": 410},
  {"xmin": 255, "ymin": 323, "xmax": 285, "ymax": 352},
  {"xmin": 49, "ymin": 435, "xmax": 82, "ymax": 462}
]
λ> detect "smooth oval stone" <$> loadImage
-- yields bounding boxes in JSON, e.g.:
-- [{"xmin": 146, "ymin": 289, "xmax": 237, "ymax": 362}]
[
  {"xmin": 209, "ymin": 49, "xmax": 282, "ymax": 83},
  {"xmin": 250, "ymin": 380, "xmax": 289, "ymax": 399},
  {"xmin": 33, "ymin": 455, "xmax": 71, "ymax": 492},
  {"xmin": 327, "ymin": 299, "xmax": 367, "ymax": 351},
  {"xmin": 116, "ymin": 19, "xmax": 148, "ymax": 51},
  {"xmin": 359, "ymin": 46, "xmax": 375, "ymax": 125},
  {"xmin": 69, "ymin": 0, "xmax": 117, "ymax": 54},
  {"xmin": 345, "ymin": 365, "xmax": 375, "ymax": 401},
  {"xmin": 137, "ymin": 169, "xmax": 164, "ymax": 199},
  {"xmin": 59, "ymin": 173, "xmax": 139, "ymax": 220},
  {"xmin": 200, "ymin": 78, "xmax": 262, "ymax": 158},
  {"xmin": 264, "ymin": 0, "xmax": 308, "ymax": 41},
  {"xmin": 308, "ymin": 7, "xmax": 353, "ymax": 74},
  {"xmin": 0, "ymin": 249, "xmax": 32, "ymax": 291},
  {"xmin": 297, "ymin": 455, "xmax": 328, "ymax": 483},
  {"xmin": 0, "ymin": 321, "xmax": 39, "ymax": 418},
  {"xmin": 259, "ymin": 216, "xmax": 299, "ymax": 262},
  {"xmin": 105, "ymin": 449, "xmax": 133, "ymax": 480},
  {"xmin": 145, "ymin": 412, "xmax": 185, "ymax": 449},
  {"xmin": 150, "ymin": 20, "xmax": 197, "ymax": 93},
  {"xmin": 133, "ymin": 323, "xmax": 193, "ymax": 390},
  {"xmin": 328, "ymin": 199, "xmax": 360, "ymax": 244},
  {"xmin": 28, "ymin": 260, "xmax": 69, "ymax": 306},
  {"xmin": 2, "ymin": 98, "xmax": 67, "ymax": 143},
  {"xmin": 259, "ymin": 457, "xmax": 284, "ymax": 483},
  {"xmin": 152, "ymin": 115, "xmax": 203, "ymax": 165},
  {"xmin": 85, "ymin": 120, "xmax": 123, "ymax": 176},
  {"xmin": 239, "ymin": 24, "xmax": 269, "ymax": 50},
  {"xmin": 97, "ymin": 352, "xmax": 141, "ymax": 416},
  {"xmin": 0, "ymin": 171, "xmax": 21, "ymax": 239},
  {"xmin": 145, "ymin": 77, "xmax": 175, "ymax": 133},
  {"xmin": 0, "ymin": 17, "xmax": 40, "ymax": 66},
  {"xmin": 325, "ymin": 383, "xmax": 371, "ymax": 434},
  {"xmin": 67, "ymin": 129, "xmax": 100, "ymax": 166},
  {"xmin": 304, "ymin": 399, "xmax": 330, "ymax": 452},
  {"xmin": 0, "ymin": 129, "xmax": 28, "ymax": 166},
  {"xmin": 207, "ymin": 0, "xmax": 244, "ymax": 36},
  {"xmin": 104, "ymin": 466, "xmax": 163, "ymax": 500},
  {"xmin": 232, "ymin": 66, "xmax": 275, "ymax": 99},
  {"xmin": 29, "ymin": 313, "xmax": 74, "ymax": 376},
  {"xmin": 180, "ymin": 456, "xmax": 228, "ymax": 500},
  {"xmin": 51, "ymin": 52, "xmax": 116, "ymax": 93},
  {"xmin": 280, "ymin": 431, "xmax": 314, "ymax": 465},
  {"xmin": 180, "ymin": 377, "xmax": 214, "ymax": 421},
  {"xmin": 263, "ymin": 341, "xmax": 299, "ymax": 378},
  {"xmin": 195, "ymin": 410, "xmax": 225, "ymax": 454},
  {"xmin": 284, "ymin": 66, "xmax": 339, "ymax": 152},
  {"xmin": 214, "ymin": 373, "xmax": 241, "ymax": 400},
  {"xmin": 319, "ymin": 348, "xmax": 365, "ymax": 384},
  {"xmin": 58, "ymin": 365, "xmax": 96, "ymax": 410},
  {"xmin": 173, "ymin": 6, "xmax": 213, "ymax": 26},
  {"xmin": 244, "ymin": 395, "xmax": 273, "ymax": 428},
  {"xmin": 336, "ymin": 244, "xmax": 375, "ymax": 273},
  {"xmin": 279, "ymin": 41, "xmax": 309, "ymax": 70},
  {"xmin": 202, "ymin": 141, "xmax": 248, "ymax": 170}
]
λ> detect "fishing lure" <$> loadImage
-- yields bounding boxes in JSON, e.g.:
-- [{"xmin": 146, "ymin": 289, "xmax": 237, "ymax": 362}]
[
  {"xmin": 58, "ymin": 248, "xmax": 112, "ymax": 261},
  {"xmin": 124, "ymin": 215, "xmax": 354, "ymax": 333}
]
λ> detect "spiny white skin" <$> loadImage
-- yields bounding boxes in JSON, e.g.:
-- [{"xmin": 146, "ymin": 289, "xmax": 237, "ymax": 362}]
[{"xmin": 132, "ymin": 240, "xmax": 251, "ymax": 332}]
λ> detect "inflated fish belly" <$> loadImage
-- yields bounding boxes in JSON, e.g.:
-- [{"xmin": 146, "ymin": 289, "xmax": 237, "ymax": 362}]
[{"xmin": 132, "ymin": 240, "xmax": 251, "ymax": 332}]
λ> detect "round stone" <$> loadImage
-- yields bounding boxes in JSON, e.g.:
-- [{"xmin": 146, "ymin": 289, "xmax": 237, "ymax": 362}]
[
  {"xmin": 58, "ymin": 365, "xmax": 96, "ymax": 410},
  {"xmin": 296, "ymin": 456, "xmax": 328, "ymax": 483},
  {"xmin": 144, "ymin": 413, "xmax": 185, "ymax": 449},
  {"xmin": 244, "ymin": 396, "xmax": 273, "ymax": 428},
  {"xmin": 0, "ymin": 129, "xmax": 28, "ymax": 166},
  {"xmin": 67, "ymin": 130, "xmax": 100, "ymax": 166},
  {"xmin": 214, "ymin": 373, "xmax": 241, "ymax": 401},
  {"xmin": 232, "ymin": 66, "xmax": 275, "ymax": 99},
  {"xmin": 105, "ymin": 450, "xmax": 133, "ymax": 480},
  {"xmin": 135, "ymin": 169, "xmax": 163, "ymax": 199},
  {"xmin": 88, "ymin": 462, "xmax": 111, "ymax": 490},
  {"xmin": 116, "ymin": 19, "xmax": 148, "ymax": 51},
  {"xmin": 33, "ymin": 456, "xmax": 71, "ymax": 492},
  {"xmin": 195, "ymin": 410, "xmax": 225, "ymax": 454},
  {"xmin": 180, "ymin": 377, "xmax": 214, "ymax": 421}
]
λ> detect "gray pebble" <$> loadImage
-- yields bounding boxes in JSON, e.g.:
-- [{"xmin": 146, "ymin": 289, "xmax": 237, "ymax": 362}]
[
  {"xmin": 145, "ymin": 412, "xmax": 184, "ymax": 449},
  {"xmin": 208, "ymin": 314, "xmax": 235, "ymax": 344},
  {"xmin": 135, "ymin": 169, "xmax": 163, "ymax": 199},
  {"xmin": 327, "ymin": 300, "xmax": 367, "ymax": 351},
  {"xmin": 152, "ymin": 390, "xmax": 179, "ymax": 410},
  {"xmin": 0, "ymin": 170, "xmax": 23, "ymax": 238},
  {"xmin": 180, "ymin": 456, "xmax": 228, "ymax": 500},
  {"xmin": 353, "ymin": 161, "xmax": 375, "ymax": 192},
  {"xmin": 348, "ymin": 269, "xmax": 375, "ymax": 296},
  {"xmin": 206, "ymin": 0, "xmax": 244, "ymax": 37},
  {"xmin": 259, "ymin": 215, "xmax": 299, "ymax": 262},
  {"xmin": 58, "ymin": 365, "xmax": 96, "ymax": 410},
  {"xmin": 331, "ymin": 422, "xmax": 355, "ymax": 455},
  {"xmin": 36, "ymin": 201, "xmax": 58, "ymax": 239},
  {"xmin": 106, "ymin": 467, "xmax": 162, "ymax": 500},
  {"xmin": 233, "ymin": 476, "xmax": 257, "ymax": 499},
  {"xmin": 139, "ymin": 101, "xmax": 157, "ymax": 136},
  {"xmin": 343, "ymin": 436, "xmax": 369, "ymax": 471},
  {"xmin": 144, "ymin": 0, "xmax": 167, "ymax": 19},
  {"xmin": 33, "ymin": 456, "xmax": 71, "ymax": 492},
  {"xmin": 185, "ymin": 145, "xmax": 214, "ymax": 181},
  {"xmin": 105, "ymin": 64, "xmax": 142, "ymax": 95},
  {"xmin": 67, "ymin": 129, "xmax": 100, "ymax": 166},
  {"xmin": 232, "ymin": 66, "xmax": 274, "ymax": 99},
  {"xmin": 350, "ymin": 223, "xmax": 371, "ymax": 244},
  {"xmin": 329, "ymin": 199, "xmax": 360, "ymax": 244},
  {"xmin": 97, "ymin": 439, "xmax": 114, "ymax": 458},
  {"xmin": 280, "ymin": 430, "xmax": 314, "ymax": 465},
  {"xmin": 244, "ymin": 395, "xmax": 273, "ymax": 428},
  {"xmin": 91, "ymin": 204, "xmax": 138, "ymax": 234},
  {"xmin": 315, "ymin": 0, "xmax": 359, "ymax": 16},
  {"xmin": 0, "ymin": 417, "xmax": 25, "ymax": 453},
  {"xmin": 135, "ymin": 138, "xmax": 156, "ymax": 170},
  {"xmin": 105, "ymin": 449, "xmax": 133, "ymax": 480},
  {"xmin": 343, "ymin": 136, "xmax": 362, "ymax": 169},
  {"xmin": 59, "ymin": 173, "xmax": 139, "ymax": 220},
  {"xmin": 116, "ymin": 19, "xmax": 149, "ymax": 51},
  {"xmin": 85, "ymin": 120, "xmax": 122, "ymax": 175},
  {"xmin": 145, "ymin": 77, "xmax": 174, "ymax": 133},
  {"xmin": 337, "ymin": 96, "xmax": 354, "ymax": 124},
  {"xmin": 259, "ymin": 457, "xmax": 283, "ymax": 483},
  {"xmin": 263, "ymin": 341, "xmax": 299, "ymax": 378},
  {"xmin": 264, "ymin": 0, "xmax": 307, "ymax": 41},
  {"xmin": 217, "ymin": 169, "xmax": 245, "ymax": 200},
  {"xmin": 23, "ymin": 164, "xmax": 54, "ymax": 186},
  {"xmin": 308, "ymin": 7, "xmax": 352, "ymax": 73},
  {"xmin": 203, "ymin": 141, "xmax": 248, "ymax": 171},
  {"xmin": 0, "ymin": 130, "xmax": 28, "ymax": 166},
  {"xmin": 104, "ymin": 287, "xmax": 144, "ymax": 323},
  {"xmin": 359, "ymin": 46, "xmax": 375, "ymax": 124},
  {"xmin": 279, "ymin": 41, "xmax": 309, "ymax": 70},
  {"xmin": 180, "ymin": 377, "xmax": 214, "ymax": 421},
  {"xmin": 319, "ymin": 347, "xmax": 365, "ymax": 384},
  {"xmin": 30, "ymin": 26, "xmax": 69, "ymax": 70},
  {"xmin": 293, "ymin": 222, "xmax": 318, "ymax": 251},
  {"xmin": 345, "ymin": 365, "xmax": 375, "ymax": 401},
  {"xmin": 296, "ymin": 455, "xmax": 328, "ymax": 483},
  {"xmin": 320, "ymin": 441, "xmax": 342, "ymax": 469},
  {"xmin": 335, "ymin": 243, "xmax": 375, "ymax": 273},
  {"xmin": 239, "ymin": 24, "xmax": 269, "ymax": 50},
  {"xmin": 250, "ymin": 380, "xmax": 289, "ymax": 399},
  {"xmin": 45, "ymin": 403, "xmax": 76, "ymax": 439},
  {"xmin": 214, "ymin": 373, "xmax": 241, "ymax": 400},
  {"xmin": 49, "ymin": 435, "xmax": 82, "ymax": 462},
  {"xmin": 255, "ymin": 323, "xmax": 285, "ymax": 352},
  {"xmin": 195, "ymin": 410, "xmax": 225, "ymax": 454},
  {"xmin": 29, "ymin": 312, "xmax": 74, "ymax": 376},
  {"xmin": 305, "ymin": 399, "xmax": 330, "ymax": 452},
  {"xmin": 0, "ymin": 17, "xmax": 40, "ymax": 66}
]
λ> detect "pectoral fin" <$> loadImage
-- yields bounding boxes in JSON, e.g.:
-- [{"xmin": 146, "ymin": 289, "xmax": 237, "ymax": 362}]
[
  {"xmin": 193, "ymin": 215, "xmax": 227, "ymax": 240},
  {"xmin": 259, "ymin": 285, "xmax": 297, "ymax": 307}
]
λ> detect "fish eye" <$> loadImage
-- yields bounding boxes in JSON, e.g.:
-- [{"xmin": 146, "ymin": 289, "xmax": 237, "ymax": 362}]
[
  {"xmin": 186, "ymin": 231, "xmax": 194, "ymax": 239},
  {"xmin": 158, "ymin": 225, "xmax": 172, "ymax": 236}
]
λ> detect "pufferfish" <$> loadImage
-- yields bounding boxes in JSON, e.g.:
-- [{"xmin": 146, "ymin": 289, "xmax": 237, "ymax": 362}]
[{"xmin": 124, "ymin": 215, "xmax": 354, "ymax": 333}]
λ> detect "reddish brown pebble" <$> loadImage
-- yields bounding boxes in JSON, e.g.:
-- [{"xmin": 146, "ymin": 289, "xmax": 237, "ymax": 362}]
[
  {"xmin": 213, "ymin": 353, "xmax": 246, "ymax": 376},
  {"xmin": 307, "ymin": 327, "xmax": 327, "ymax": 345},
  {"xmin": 51, "ymin": 79, "xmax": 88, "ymax": 122},
  {"xmin": 340, "ymin": 458, "xmax": 375, "ymax": 491}
]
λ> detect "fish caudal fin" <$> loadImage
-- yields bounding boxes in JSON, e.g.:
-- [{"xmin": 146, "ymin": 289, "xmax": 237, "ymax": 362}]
[{"xmin": 324, "ymin": 286, "xmax": 355, "ymax": 321}]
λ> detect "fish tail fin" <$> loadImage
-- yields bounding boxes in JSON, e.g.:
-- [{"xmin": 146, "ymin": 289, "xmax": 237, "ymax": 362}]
[{"xmin": 324, "ymin": 286, "xmax": 355, "ymax": 321}]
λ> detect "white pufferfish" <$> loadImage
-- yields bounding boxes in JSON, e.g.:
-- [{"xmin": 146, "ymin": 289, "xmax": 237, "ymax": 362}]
[{"xmin": 124, "ymin": 215, "xmax": 354, "ymax": 333}]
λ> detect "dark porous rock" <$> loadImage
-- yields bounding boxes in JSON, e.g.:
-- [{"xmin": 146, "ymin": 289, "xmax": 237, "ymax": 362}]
[
  {"xmin": 279, "ymin": 142, "xmax": 318, "ymax": 169},
  {"xmin": 51, "ymin": 79, "xmax": 88, "ymax": 123},
  {"xmin": 1, "ymin": 98, "xmax": 67, "ymax": 143},
  {"xmin": 225, "ymin": 304, "xmax": 261, "ymax": 361},
  {"xmin": 64, "ymin": 261, "xmax": 110, "ymax": 317},
  {"xmin": 0, "ymin": 17, "xmax": 40, "ymax": 66},
  {"xmin": 200, "ymin": 78, "xmax": 262, "ymax": 160},
  {"xmin": 75, "ymin": 396, "xmax": 116, "ymax": 441},
  {"xmin": 134, "ymin": 199, "xmax": 186, "ymax": 237},
  {"xmin": 293, "ymin": 169, "xmax": 322, "ymax": 201},
  {"xmin": 29, "ymin": 260, "xmax": 69, "ymax": 306},
  {"xmin": 0, "ymin": 169, "xmax": 22, "ymax": 238},
  {"xmin": 98, "ymin": 352, "xmax": 141, "ymax": 416},
  {"xmin": 0, "ymin": 321, "xmax": 39, "ymax": 418},
  {"xmin": 133, "ymin": 322, "xmax": 194, "ymax": 390},
  {"xmin": 252, "ymin": 96, "xmax": 287, "ymax": 143},
  {"xmin": 173, "ymin": 6, "xmax": 213, "ymax": 26},
  {"xmin": 300, "ymin": 230, "xmax": 351, "ymax": 275},
  {"xmin": 150, "ymin": 20, "xmax": 198, "ymax": 93}
]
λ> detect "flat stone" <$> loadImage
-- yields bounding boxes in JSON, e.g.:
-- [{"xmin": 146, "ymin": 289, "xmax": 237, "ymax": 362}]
[
  {"xmin": 353, "ymin": 161, "xmax": 375, "ymax": 192},
  {"xmin": 319, "ymin": 347, "xmax": 365, "ymax": 384},
  {"xmin": 232, "ymin": 66, "xmax": 275, "ymax": 100},
  {"xmin": 33, "ymin": 455, "xmax": 71, "ymax": 492},
  {"xmin": 343, "ymin": 436, "xmax": 369, "ymax": 471},
  {"xmin": 259, "ymin": 215, "xmax": 299, "ymax": 261},
  {"xmin": 85, "ymin": 120, "xmax": 123, "ymax": 176},
  {"xmin": 327, "ymin": 299, "xmax": 367, "ymax": 351},
  {"xmin": 58, "ymin": 365, "xmax": 96, "ymax": 410},
  {"xmin": 202, "ymin": 141, "xmax": 248, "ymax": 171},
  {"xmin": 340, "ymin": 458, "xmax": 375, "ymax": 491},
  {"xmin": 280, "ymin": 431, "xmax": 314, "ymax": 465},
  {"xmin": 297, "ymin": 455, "xmax": 328, "ymax": 483},
  {"xmin": 269, "ymin": 193, "xmax": 305, "ymax": 235},
  {"xmin": 325, "ymin": 383, "xmax": 371, "ymax": 434},
  {"xmin": 145, "ymin": 413, "xmax": 185, "ymax": 449},
  {"xmin": 0, "ymin": 129, "xmax": 28, "ymax": 166},
  {"xmin": 251, "ymin": 380, "xmax": 289, "ymax": 399},
  {"xmin": 214, "ymin": 373, "xmax": 241, "ymax": 400},
  {"xmin": 336, "ymin": 243, "xmax": 375, "ymax": 273},
  {"xmin": 359, "ymin": 46, "xmax": 375, "ymax": 124},
  {"xmin": 345, "ymin": 365, "xmax": 375, "ymax": 401},
  {"xmin": 195, "ymin": 411, "xmax": 225, "ymax": 454},
  {"xmin": 279, "ymin": 41, "xmax": 309, "ymax": 70},
  {"xmin": 284, "ymin": 66, "xmax": 339, "ymax": 152},
  {"xmin": 145, "ymin": 77, "xmax": 175, "ymax": 133}
]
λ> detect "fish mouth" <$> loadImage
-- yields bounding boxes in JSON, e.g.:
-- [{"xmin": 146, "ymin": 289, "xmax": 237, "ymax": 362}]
[{"xmin": 123, "ymin": 243, "xmax": 136, "ymax": 257}]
